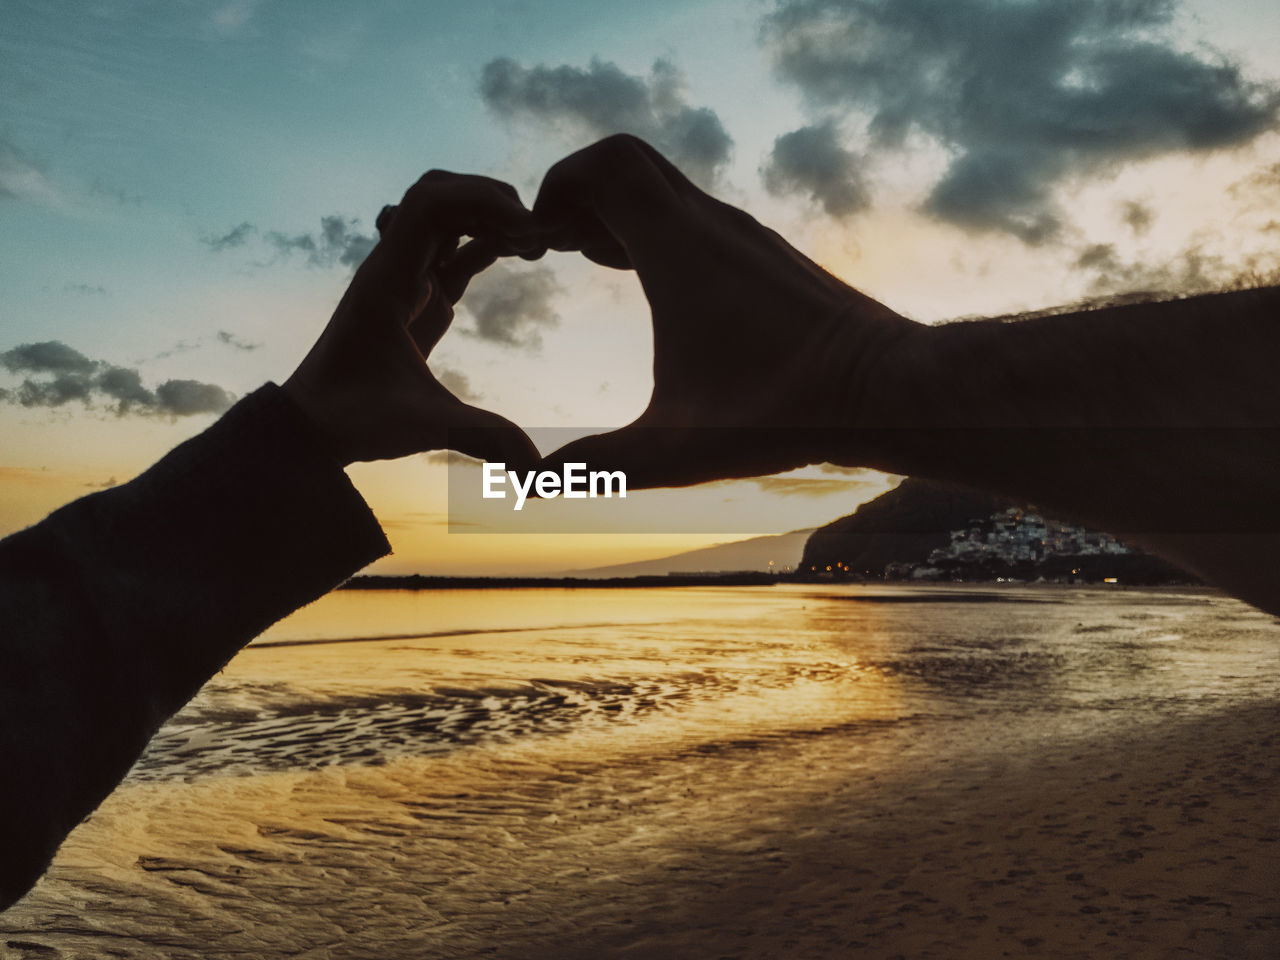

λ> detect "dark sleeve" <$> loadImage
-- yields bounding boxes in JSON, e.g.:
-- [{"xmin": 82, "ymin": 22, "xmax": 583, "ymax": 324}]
[{"xmin": 0, "ymin": 383, "xmax": 390, "ymax": 910}]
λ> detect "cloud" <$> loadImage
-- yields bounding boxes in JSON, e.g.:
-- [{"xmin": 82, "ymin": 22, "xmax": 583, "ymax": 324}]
[
  {"xmin": 63, "ymin": 282, "xmax": 107, "ymax": 296},
  {"xmin": 761, "ymin": 0, "xmax": 1280, "ymax": 242},
  {"xmin": 762, "ymin": 118, "xmax": 869, "ymax": 217},
  {"xmin": 458, "ymin": 262, "xmax": 562, "ymax": 349},
  {"xmin": 0, "ymin": 135, "xmax": 64, "ymax": 208},
  {"xmin": 433, "ymin": 366, "xmax": 478, "ymax": 402},
  {"xmin": 1232, "ymin": 160, "xmax": 1280, "ymax": 199},
  {"xmin": 1071, "ymin": 240, "xmax": 1280, "ymax": 297},
  {"xmin": 0, "ymin": 341, "xmax": 234, "ymax": 417},
  {"xmin": 203, "ymin": 215, "xmax": 375, "ymax": 268},
  {"xmin": 153, "ymin": 380, "xmax": 236, "ymax": 416},
  {"xmin": 266, "ymin": 215, "xmax": 376, "ymax": 267},
  {"xmin": 1121, "ymin": 200, "xmax": 1154, "ymax": 236},
  {"xmin": 202, "ymin": 222, "xmax": 256, "ymax": 251},
  {"xmin": 480, "ymin": 56, "xmax": 733, "ymax": 186},
  {"xmin": 215, "ymin": 330, "xmax": 260, "ymax": 351}
]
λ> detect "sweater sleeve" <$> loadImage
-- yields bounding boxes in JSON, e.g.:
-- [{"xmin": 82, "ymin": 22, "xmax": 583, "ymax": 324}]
[{"xmin": 0, "ymin": 383, "xmax": 390, "ymax": 910}]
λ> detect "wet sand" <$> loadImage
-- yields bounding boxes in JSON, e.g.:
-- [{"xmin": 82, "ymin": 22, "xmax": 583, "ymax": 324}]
[
  {"xmin": 0, "ymin": 585, "xmax": 1276, "ymax": 958},
  {"xmin": 2, "ymin": 701, "xmax": 1275, "ymax": 959}
]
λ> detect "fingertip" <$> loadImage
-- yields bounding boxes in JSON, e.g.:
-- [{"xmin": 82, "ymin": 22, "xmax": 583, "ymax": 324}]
[{"xmin": 376, "ymin": 204, "xmax": 399, "ymax": 236}]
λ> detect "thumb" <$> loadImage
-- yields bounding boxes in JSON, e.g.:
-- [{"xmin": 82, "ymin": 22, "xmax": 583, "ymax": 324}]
[
  {"xmin": 443, "ymin": 401, "xmax": 541, "ymax": 473},
  {"xmin": 535, "ymin": 423, "xmax": 686, "ymax": 491},
  {"xmin": 539, "ymin": 423, "xmax": 811, "ymax": 490}
]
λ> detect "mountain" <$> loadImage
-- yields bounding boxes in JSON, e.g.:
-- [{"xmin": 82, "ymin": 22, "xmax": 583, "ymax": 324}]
[
  {"xmin": 566, "ymin": 529, "xmax": 814, "ymax": 579},
  {"xmin": 801, "ymin": 478, "xmax": 1193, "ymax": 583},
  {"xmin": 801, "ymin": 478, "xmax": 1008, "ymax": 576}
]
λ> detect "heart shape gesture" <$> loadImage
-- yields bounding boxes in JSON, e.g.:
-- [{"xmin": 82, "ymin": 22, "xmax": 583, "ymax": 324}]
[
  {"xmin": 284, "ymin": 171, "xmax": 544, "ymax": 468},
  {"xmin": 285, "ymin": 138, "xmax": 920, "ymax": 489},
  {"xmin": 528, "ymin": 135, "xmax": 920, "ymax": 489}
]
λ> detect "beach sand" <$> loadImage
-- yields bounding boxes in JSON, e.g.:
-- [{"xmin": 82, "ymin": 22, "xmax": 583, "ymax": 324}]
[{"xmin": 1, "ymin": 699, "xmax": 1274, "ymax": 959}]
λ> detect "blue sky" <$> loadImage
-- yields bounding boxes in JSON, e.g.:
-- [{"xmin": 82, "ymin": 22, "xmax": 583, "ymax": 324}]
[{"xmin": 2, "ymin": 0, "xmax": 1278, "ymax": 572}]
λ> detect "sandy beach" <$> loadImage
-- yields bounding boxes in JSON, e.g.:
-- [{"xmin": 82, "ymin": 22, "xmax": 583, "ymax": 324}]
[{"xmin": 0, "ymin": 585, "xmax": 1275, "ymax": 958}]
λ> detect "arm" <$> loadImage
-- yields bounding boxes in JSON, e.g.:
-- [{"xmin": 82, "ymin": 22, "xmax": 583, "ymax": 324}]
[
  {"xmin": 0, "ymin": 386, "xmax": 389, "ymax": 909},
  {"xmin": 0, "ymin": 171, "xmax": 539, "ymax": 911},
  {"xmin": 531, "ymin": 136, "xmax": 1280, "ymax": 613},
  {"xmin": 852, "ymin": 288, "xmax": 1280, "ymax": 611}
]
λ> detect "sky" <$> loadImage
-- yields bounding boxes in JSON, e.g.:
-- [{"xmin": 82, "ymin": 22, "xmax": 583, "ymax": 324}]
[{"xmin": 2, "ymin": 0, "xmax": 1279, "ymax": 574}]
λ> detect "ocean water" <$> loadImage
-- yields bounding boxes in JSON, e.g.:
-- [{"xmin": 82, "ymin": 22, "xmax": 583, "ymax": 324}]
[{"xmin": 2, "ymin": 583, "xmax": 1277, "ymax": 958}]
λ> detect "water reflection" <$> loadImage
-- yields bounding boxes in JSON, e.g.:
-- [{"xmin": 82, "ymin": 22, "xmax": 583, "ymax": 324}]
[{"xmin": 2, "ymin": 584, "xmax": 1277, "ymax": 958}]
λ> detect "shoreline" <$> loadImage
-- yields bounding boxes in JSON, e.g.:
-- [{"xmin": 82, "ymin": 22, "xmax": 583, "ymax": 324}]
[
  {"xmin": 3, "ymin": 701, "xmax": 1274, "ymax": 958},
  {"xmin": 341, "ymin": 573, "xmax": 1210, "ymax": 591}
]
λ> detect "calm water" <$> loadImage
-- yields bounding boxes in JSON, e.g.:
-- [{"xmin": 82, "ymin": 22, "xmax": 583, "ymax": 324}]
[
  {"xmin": 134, "ymin": 582, "xmax": 1280, "ymax": 781},
  {"xmin": 3, "ymin": 583, "xmax": 1277, "ymax": 958}
]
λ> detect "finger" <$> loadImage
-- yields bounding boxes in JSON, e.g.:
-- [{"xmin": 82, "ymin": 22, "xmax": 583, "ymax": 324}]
[
  {"xmin": 406, "ymin": 280, "xmax": 454, "ymax": 357},
  {"xmin": 535, "ymin": 424, "xmax": 687, "ymax": 491},
  {"xmin": 376, "ymin": 204, "xmax": 398, "ymax": 237},
  {"xmin": 444, "ymin": 402, "xmax": 541, "ymax": 473},
  {"xmin": 532, "ymin": 135, "xmax": 693, "ymax": 270},
  {"xmin": 395, "ymin": 172, "xmax": 536, "ymax": 245},
  {"xmin": 376, "ymin": 174, "xmax": 536, "ymax": 290},
  {"xmin": 436, "ymin": 237, "xmax": 501, "ymax": 304},
  {"xmin": 538, "ymin": 420, "xmax": 806, "ymax": 491}
]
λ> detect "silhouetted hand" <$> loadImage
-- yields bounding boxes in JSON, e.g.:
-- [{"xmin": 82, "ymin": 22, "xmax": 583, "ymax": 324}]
[
  {"xmin": 531, "ymin": 134, "xmax": 921, "ymax": 488},
  {"xmin": 284, "ymin": 171, "xmax": 542, "ymax": 467}
]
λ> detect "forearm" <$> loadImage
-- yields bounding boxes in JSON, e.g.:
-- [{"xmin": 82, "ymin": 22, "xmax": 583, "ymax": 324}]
[
  {"xmin": 847, "ymin": 286, "xmax": 1280, "ymax": 533},
  {"xmin": 0, "ymin": 384, "xmax": 389, "ymax": 910},
  {"xmin": 833, "ymin": 286, "xmax": 1280, "ymax": 611}
]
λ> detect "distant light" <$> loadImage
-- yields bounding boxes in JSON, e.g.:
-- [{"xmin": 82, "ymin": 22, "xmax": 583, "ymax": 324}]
[{"xmin": 1104, "ymin": 577, "xmax": 1119, "ymax": 584}]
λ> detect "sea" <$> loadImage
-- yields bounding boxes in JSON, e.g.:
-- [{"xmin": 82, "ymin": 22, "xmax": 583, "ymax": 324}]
[{"xmin": 1, "ymin": 583, "xmax": 1276, "ymax": 958}]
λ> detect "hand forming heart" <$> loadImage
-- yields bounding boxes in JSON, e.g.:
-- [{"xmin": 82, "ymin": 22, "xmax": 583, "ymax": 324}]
[
  {"xmin": 284, "ymin": 137, "xmax": 923, "ymax": 487},
  {"xmin": 528, "ymin": 134, "xmax": 920, "ymax": 488}
]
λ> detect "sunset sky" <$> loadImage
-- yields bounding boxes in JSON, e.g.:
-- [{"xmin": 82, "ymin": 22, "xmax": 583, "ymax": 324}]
[{"xmin": 2, "ymin": 0, "xmax": 1279, "ymax": 574}]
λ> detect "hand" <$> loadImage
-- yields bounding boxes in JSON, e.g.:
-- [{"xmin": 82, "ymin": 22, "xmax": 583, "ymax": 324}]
[
  {"xmin": 530, "ymin": 135, "xmax": 921, "ymax": 488},
  {"xmin": 283, "ymin": 171, "xmax": 543, "ymax": 467}
]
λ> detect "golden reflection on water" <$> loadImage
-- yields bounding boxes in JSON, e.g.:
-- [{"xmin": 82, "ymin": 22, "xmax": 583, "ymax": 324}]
[
  {"xmin": 4, "ymin": 584, "xmax": 1279, "ymax": 959},
  {"xmin": 231, "ymin": 586, "xmax": 906, "ymax": 738}
]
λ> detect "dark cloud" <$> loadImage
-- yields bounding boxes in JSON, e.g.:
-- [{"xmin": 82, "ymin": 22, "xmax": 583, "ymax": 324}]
[
  {"xmin": 202, "ymin": 221, "xmax": 256, "ymax": 251},
  {"xmin": 0, "ymin": 341, "xmax": 234, "ymax": 417},
  {"xmin": 204, "ymin": 215, "xmax": 375, "ymax": 268},
  {"xmin": 153, "ymin": 379, "xmax": 236, "ymax": 416},
  {"xmin": 2, "ymin": 341, "xmax": 97, "ymax": 376},
  {"xmin": 1121, "ymin": 200, "xmax": 1154, "ymax": 235},
  {"xmin": 763, "ymin": 118, "xmax": 868, "ymax": 217},
  {"xmin": 480, "ymin": 56, "xmax": 733, "ymax": 186},
  {"xmin": 458, "ymin": 262, "xmax": 562, "ymax": 349},
  {"xmin": 266, "ymin": 214, "xmax": 375, "ymax": 267},
  {"xmin": 433, "ymin": 366, "xmax": 478, "ymax": 402},
  {"xmin": 215, "ymin": 330, "xmax": 260, "ymax": 351},
  {"xmin": 1071, "ymin": 241, "xmax": 1280, "ymax": 297},
  {"xmin": 762, "ymin": 0, "xmax": 1280, "ymax": 242}
]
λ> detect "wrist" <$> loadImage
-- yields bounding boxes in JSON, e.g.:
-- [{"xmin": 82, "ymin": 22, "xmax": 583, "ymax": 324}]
[
  {"xmin": 280, "ymin": 375, "xmax": 358, "ymax": 467},
  {"xmin": 817, "ymin": 297, "xmax": 933, "ymax": 470}
]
